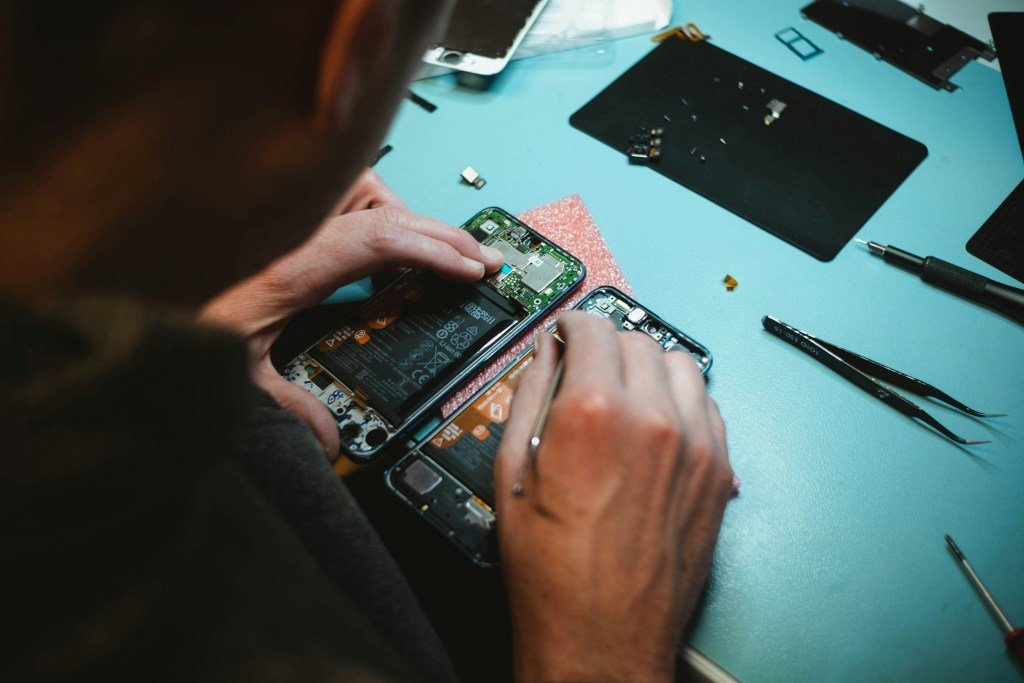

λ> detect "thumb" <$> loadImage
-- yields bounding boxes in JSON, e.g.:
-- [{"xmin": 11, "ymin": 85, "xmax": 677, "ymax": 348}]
[
  {"xmin": 494, "ymin": 332, "xmax": 560, "ymax": 509},
  {"xmin": 257, "ymin": 365, "xmax": 341, "ymax": 462}
]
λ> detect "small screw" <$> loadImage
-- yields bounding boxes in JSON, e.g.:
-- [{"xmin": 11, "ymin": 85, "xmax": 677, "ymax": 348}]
[
  {"xmin": 690, "ymin": 147, "xmax": 697, "ymax": 155},
  {"xmin": 699, "ymin": 154, "xmax": 707, "ymax": 164},
  {"xmin": 713, "ymin": 76, "xmax": 721, "ymax": 84},
  {"xmin": 664, "ymin": 114, "xmax": 672, "ymax": 122},
  {"xmin": 742, "ymin": 104, "xmax": 750, "ymax": 111},
  {"xmin": 691, "ymin": 114, "xmax": 698, "ymax": 123},
  {"xmin": 760, "ymin": 87, "xmax": 766, "ymax": 94},
  {"xmin": 720, "ymin": 137, "xmax": 727, "ymax": 145},
  {"xmin": 738, "ymin": 81, "xmax": 745, "ymax": 89},
  {"xmin": 681, "ymin": 97, "xmax": 689, "ymax": 106}
]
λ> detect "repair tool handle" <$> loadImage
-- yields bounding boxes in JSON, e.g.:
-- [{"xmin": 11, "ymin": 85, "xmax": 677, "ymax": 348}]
[
  {"xmin": 1006, "ymin": 627, "xmax": 1024, "ymax": 661},
  {"xmin": 762, "ymin": 316, "xmax": 985, "ymax": 444},
  {"xmin": 920, "ymin": 256, "xmax": 1024, "ymax": 326}
]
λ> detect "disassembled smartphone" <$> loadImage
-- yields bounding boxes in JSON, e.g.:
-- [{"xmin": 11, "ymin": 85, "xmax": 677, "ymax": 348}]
[
  {"xmin": 282, "ymin": 208, "xmax": 585, "ymax": 463},
  {"xmin": 386, "ymin": 286, "xmax": 713, "ymax": 565},
  {"xmin": 422, "ymin": 0, "xmax": 551, "ymax": 76}
]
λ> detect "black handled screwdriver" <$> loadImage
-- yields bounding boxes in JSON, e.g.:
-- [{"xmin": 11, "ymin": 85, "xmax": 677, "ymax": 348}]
[{"xmin": 855, "ymin": 240, "xmax": 1024, "ymax": 326}]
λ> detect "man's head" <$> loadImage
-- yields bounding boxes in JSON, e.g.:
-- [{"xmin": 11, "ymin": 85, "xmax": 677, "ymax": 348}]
[{"xmin": 0, "ymin": 0, "xmax": 451, "ymax": 306}]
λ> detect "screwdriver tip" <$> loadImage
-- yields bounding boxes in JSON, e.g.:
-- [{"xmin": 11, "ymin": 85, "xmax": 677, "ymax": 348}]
[
  {"xmin": 853, "ymin": 238, "xmax": 886, "ymax": 256},
  {"xmin": 945, "ymin": 535, "xmax": 965, "ymax": 561}
]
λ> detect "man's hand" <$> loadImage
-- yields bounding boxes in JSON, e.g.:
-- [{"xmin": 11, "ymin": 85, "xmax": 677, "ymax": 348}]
[
  {"xmin": 494, "ymin": 313, "xmax": 734, "ymax": 683},
  {"xmin": 201, "ymin": 170, "xmax": 503, "ymax": 460}
]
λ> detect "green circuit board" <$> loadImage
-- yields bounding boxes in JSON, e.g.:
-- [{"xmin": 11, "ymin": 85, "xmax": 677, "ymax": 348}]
[{"xmin": 463, "ymin": 208, "xmax": 583, "ymax": 315}]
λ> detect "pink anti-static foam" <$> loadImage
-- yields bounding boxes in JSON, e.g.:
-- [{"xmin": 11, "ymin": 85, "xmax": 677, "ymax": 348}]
[{"xmin": 441, "ymin": 194, "xmax": 633, "ymax": 416}]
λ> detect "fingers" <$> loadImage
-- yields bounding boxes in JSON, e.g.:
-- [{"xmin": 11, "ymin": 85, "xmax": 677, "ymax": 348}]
[
  {"xmin": 706, "ymin": 396, "xmax": 728, "ymax": 460},
  {"xmin": 381, "ymin": 208, "xmax": 504, "ymax": 273},
  {"xmin": 619, "ymin": 331, "xmax": 674, "ymax": 402},
  {"xmin": 292, "ymin": 212, "xmax": 488, "ymax": 298},
  {"xmin": 356, "ymin": 217, "xmax": 492, "ymax": 280},
  {"xmin": 494, "ymin": 333, "xmax": 559, "ymax": 508},
  {"xmin": 663, "ymin": 352, "xmax": 714, "ymax": 453},
  {"xmin": 556, "ymin": 311, "xmax": 622, "ymax": 397},
  {"xmin": 259, "ymin": 368, "xmax": 341, "ymax": 462},
  {"xmin": 269, "ymin": 205, "xmax": 506, "ymax": 312},
  {"xmin": 706, "ymin": 396, "xmax": 739, "ymax": 493},
  {"xmin": 332, "ymin": 206, "xmax": 504, "ymax": 280}
]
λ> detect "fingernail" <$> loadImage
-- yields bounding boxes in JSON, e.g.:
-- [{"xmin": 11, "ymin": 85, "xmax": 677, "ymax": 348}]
[
  {"xmin": 462, "ymin": 256, "xmax": 485, "ymax": 271},
  {"xmin": 480, "ymin": 245, "xmax": 503, "ymax": 262}
]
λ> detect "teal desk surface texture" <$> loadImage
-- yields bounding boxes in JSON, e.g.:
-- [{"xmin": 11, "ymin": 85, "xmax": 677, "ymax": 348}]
[{"xmin": 375, "ymin": 1, "xmax": 1024, "ymax": 680}]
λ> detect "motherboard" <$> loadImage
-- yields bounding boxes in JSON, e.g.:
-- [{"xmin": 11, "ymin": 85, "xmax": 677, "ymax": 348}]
[{"xmin": 468, "ymin": 208, "xmax": 583, "ymax": 315}]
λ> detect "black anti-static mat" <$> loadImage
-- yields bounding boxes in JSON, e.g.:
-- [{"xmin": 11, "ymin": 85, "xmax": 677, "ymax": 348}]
[
  {"xmin": 570, "ymin": 39, "xmax": 928, "ymax": 261},
  {"xmin": 967, "ymin": 179, "xmax": 1024, "ymax": 284}
]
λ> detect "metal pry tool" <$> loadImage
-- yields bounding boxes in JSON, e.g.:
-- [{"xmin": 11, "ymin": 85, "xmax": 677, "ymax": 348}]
[
  {"xmin": 762, "ymin": 316, "xmax": 1002, "ymax": 445},
  {"xmin": 512, "ymin": 335, "xmax": 566, "ymax": 497},
  {"xmin": 944, "ymin": 535, "xmax": 1024, "ymax": 662}
]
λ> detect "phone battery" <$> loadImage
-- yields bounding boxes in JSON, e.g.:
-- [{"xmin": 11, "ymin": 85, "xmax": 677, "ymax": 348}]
[
  {"xmin": 309, "ymin": 278, "xmax": 516, "ymax": 425},
  {"xmin": 420, "ymin": 353, "xmax": 532, "ymax": 503}
]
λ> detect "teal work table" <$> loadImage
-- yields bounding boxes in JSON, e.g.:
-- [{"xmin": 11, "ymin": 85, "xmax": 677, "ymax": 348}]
[{"xmin": 374, "ymin": 1, "xmax": 1024, "ymax": 680}]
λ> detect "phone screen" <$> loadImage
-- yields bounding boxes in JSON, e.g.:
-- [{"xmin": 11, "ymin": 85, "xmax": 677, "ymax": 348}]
[{"xmin": 436, "ymin": 0, "xmax": 546, "ymax": 59}]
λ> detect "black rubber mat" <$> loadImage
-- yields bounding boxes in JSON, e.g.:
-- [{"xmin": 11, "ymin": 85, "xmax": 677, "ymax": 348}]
[
  {"xmin": 571, "ymin": 39, "xmax": 928, "ymax": 261},
  {"xmin": 968, "ymin": 179, "xmax": 1024, "ymax": 284}
]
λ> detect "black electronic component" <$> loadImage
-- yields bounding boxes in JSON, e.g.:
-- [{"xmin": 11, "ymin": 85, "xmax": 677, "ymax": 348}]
[
  {"xmin": 801, "ymin": 0, "xmax": 996, "ymax": 91},
  {"xmin": 406, "ymin": 91, "xmax": 438, "ymax": 113},
  {"xmin": 627, "ymin": 126, "xmax": 663, "ymax": 165},
  {"xmin": 370, "ymin": 144, "xmax": 393, "ymax": 167},
  {"xmin": 311, "ymin": 371, "xmax": 333, "ymax": 391}
]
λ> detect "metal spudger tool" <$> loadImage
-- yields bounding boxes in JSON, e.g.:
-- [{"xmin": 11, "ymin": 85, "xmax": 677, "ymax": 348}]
[
  {"xmin": 945, "ymin": 535, "xmax": 1024, "ymax": 661},
  {"xmin": 511, "ymin": 350, "xmax": 565, "ymax": 498},
  {"xmin": 762, "ymin": 316, "xmax": 1003, "ymax": 445},
  {"xmin": 855, "ymin": 239, "xmax": 1024, "ymax": 326}
]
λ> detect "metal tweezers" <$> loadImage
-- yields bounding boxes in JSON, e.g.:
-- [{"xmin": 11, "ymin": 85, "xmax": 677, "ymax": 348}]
[{"xmin": 762, "ymin": 316, "xmax": 1003, "ymax": 445}]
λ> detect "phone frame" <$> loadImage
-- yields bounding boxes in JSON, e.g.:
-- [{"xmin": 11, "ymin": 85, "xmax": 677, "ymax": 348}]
[
  {"xmin": 386, "ymin": 285, "xmax": 714, "ymax": 565},
  {"xmin": 283, "ymin": 207, "xmax": 585, "ymax": 464},
  {"xmin": 421, "ymin": 0, "xmax": 551, "ymax": 76}
]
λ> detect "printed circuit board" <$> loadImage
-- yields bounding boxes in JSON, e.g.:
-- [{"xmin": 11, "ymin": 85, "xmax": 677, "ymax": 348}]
[{"xmin": 468, "ymin": 208, "xmax": 582, "ymax": 314}]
